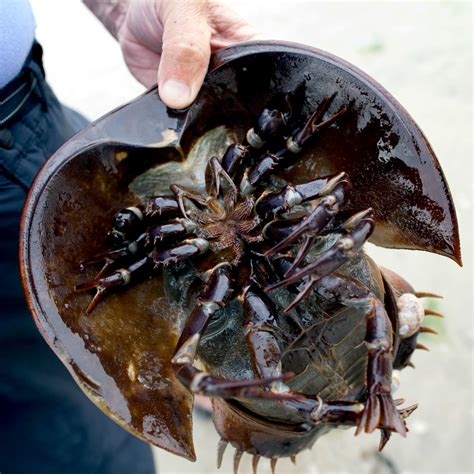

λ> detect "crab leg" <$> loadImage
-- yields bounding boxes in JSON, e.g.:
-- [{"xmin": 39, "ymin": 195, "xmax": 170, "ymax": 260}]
[
  {"xmin": 83, "ymin": 218, "xmax": 197, "ymax": 268},
  {"xmin": 309, "ymin": 398, "xmax": 416, "ymax": 451},
  {"xmin": 256, "ymin": 172, "xmax": 348, "ymax": 217},
  {"xmin": 263, "ymin": 209, "xmax": 369, "ymax": 252},
  {"xmin": 240, "ymin": 153, "xmax": 282, "ymax": 194},
  {"xmin": 210, "ymin": 156, "xmax": 238, "ymax": 196},
  {"xmin": 145, "ymin": 195, "xmax": 181, "ymax": 218},
  {"xmin": 265, "ymin": 213, "xmax": 375, "ymax": 310},
  {"xmin": 242, "ymin": 389, "xmax": 415, "ymax": 448},
  {"xmin": 241, "ymin": 96, "xmax": 347, "ymax": 194},
  {"xmin": 146, "ymin": 218, "xmax": 197, "ymax": 245},
  {"xmin": 288, "ymin": 95, "xmax": 347, "ymax": 153},
  {"xmin": 172, "ymin": 264, "xmax": 296, "ymax": 400},
  {"xmin": 361, "ymin": 305, "xmax": 407, "ymax": 436},
  {"xmin": 262, "ymin": 216, "xmax": 305, "ymax": 243},
  {"xmin": 284, "ymin": 234, "xmax": 317, "ymax": 276},
  {"xmin": 242, "ymin": 285, "xmax": 283, "ymax": 383},
  {"xmin": 75, "ymin": 256, "xmax": 153, "ymax": 314},
  {"xmin": 153, "ymin": 238, "xmax": 209, "ymax": 267},
  {"xmin": 264, "ymin": 180, "xmax": 351, "ymax": 257},
  {"xmin": 221, "ymin": 143, "xmax": 250, "ymax": 178},
  {"xmin": 80, "ymin": 232, "xmax": 149, "ymax": 278},
  {"xmin": 84, "ymin": 218, "xmax": 198, "ymax": 276},
  {"xmin": 105, "ymin": 206, "xmax": 145, "ymax": 246},
  {"xmin": 287, "ymin": 210, "xmax": 375, "ymax": 279},
  {"xmin": 246, "ymin": 82, "xmax": 306, "ymax": 149},
  {"xmin": 271, "ymin": 398, "xmax": 371, "ymax": 428},
  {"xmin": 170, "ymin": 184, "xmax": 209, "ymax": 218},
  {"xmin": 314, "ymin": 274, "xmax": 407, "ymax": 436},
  {"xmin": 78, "ymin": 235, "xmax": 206, "ymax": 315},
  {"xmin": 81, "ymin": 233, "xmax": 146, "ymax": 265}
]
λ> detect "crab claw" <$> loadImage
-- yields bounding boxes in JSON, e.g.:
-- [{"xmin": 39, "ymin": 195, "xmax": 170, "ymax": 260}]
[
  {"xmin": 79, "ymin": 234, "xmax": 147, "ymax": 277},
  {"xmin": 75, "ymin": 256, "xmax": 152, "ymax": 314},
  {"xmin": 287, "ymin": 94, "xmax": 348, "ymax": 153},
  {"xmin": 265, "ymin": 216, "xmax": 374, "ymax": 300},
  {"xmin": 264, "ymin": 179, "xmax": 351, "ymax": 257},
  {"xmin": 210, "ymin": 156, "xmax": 238, "ymax": 196},
  {"xmin": 246, "ymin": 81, "xmax": 306, "ymax": 148}
]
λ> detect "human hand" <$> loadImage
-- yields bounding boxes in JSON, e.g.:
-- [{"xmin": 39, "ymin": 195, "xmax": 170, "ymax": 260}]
[{"xmin": 85, "ymin": 0, "xmax": 258, "ymax": 109}]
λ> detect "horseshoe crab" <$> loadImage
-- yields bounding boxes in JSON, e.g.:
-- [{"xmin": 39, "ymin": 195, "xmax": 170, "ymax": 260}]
[{"xmin": 20, "ymin": 41, "xmax": 461, "ymax": 470}]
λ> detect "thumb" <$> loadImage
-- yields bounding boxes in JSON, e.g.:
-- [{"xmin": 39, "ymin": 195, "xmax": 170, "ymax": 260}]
[{"xmin": 158, "ymin": 1, "xmax": 212, "ymax": 109}]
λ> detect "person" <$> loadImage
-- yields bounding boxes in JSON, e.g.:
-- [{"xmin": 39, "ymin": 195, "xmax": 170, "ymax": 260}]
[{"xmin": 0, "ymin": 1, "xmax": 256, "ymax": 472}]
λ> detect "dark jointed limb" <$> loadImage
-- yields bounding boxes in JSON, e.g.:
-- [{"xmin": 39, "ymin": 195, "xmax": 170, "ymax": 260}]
[
  {"xmin": 265, "ymin": 273, "xmax": 414, "ymax": 448},
  {"xmin": 145, "ymin": 194, "xmax": 181, "ymax": 218},
  {"xmin": 170, "ymin": 183, "xmax": 210, "ymax": 218},
  {"xmin": 105, "ymin": 206, "xmax": 145, "ymax": 246},
  {"xmin": 263, "ymin": 393, "xmax": 415, "ymax": 449},
  {"xmin": 309, "ymin": 398, "xmax": 416, "ymax": 451},
  {"xmin": 240, "ymin": 95, "xmax": 348, "ymax": 194},
  {"xmin": 242, "ymin": 284, "xmax": 284, "ymax": 384},
  {"xmin": 263, "ymin": 177, "xmax": 351, "ymax": 259},
  {"xmin": 75, "ymin": 255, "xmax": 153, "ymax": 314},
  {"xmin": 255, "ymin": 172, "xmax": 348, "ymax": 218},
  {"xmin": 221, "ymin": 143, "xmax": 250, "ymax": 179},
  {"xmin": 209, "ymin": 156, "xmax": 238, "ymax": 196},
  {"xmin": 76, "ymin": 194, "xmax": 187, "ymax": 309},
  {"xmin": 259, "ymin": 175, "xmax": 353, "ymax": 288},
  {"xmin": 171, "ymin": 264, "xmax": 295, "ymax": 400},
  {"xmin": 106, "ymin": 194, "xmax": 183, "ymax": 246},
  {"xmin": 311, "ymin": 273, "xmax": 408, "ymax": 437},
  {"xmin": 80, "ymin": 217, "xmax": 197, "ymax": 276},
  {"xmin": 246, "ymin": 81, "xmax": 306, "ymax": 149},
  {"xmin": 240, "ymin": 258, "xmax": 410, "ymax": 439},
  {"xmin": 79, "ymin": 232, "xmax": 149, "ymax": 277},
  {"xmin": 265, "ymin": 211, "xmax": 375, "ymax": 313},
  {"xmin": 76, "ymin": 222, "xmax": 202, "ymax": 313}
]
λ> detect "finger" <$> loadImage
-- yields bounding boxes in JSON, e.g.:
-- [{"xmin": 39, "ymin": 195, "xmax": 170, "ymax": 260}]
[{"xmin": 158, "ymin": 0, "xmax": 212, "ymax": 109}]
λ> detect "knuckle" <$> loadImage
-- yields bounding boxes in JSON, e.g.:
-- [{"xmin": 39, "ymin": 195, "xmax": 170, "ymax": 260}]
[
  {"xmin": 173, "ymin": 42, "xmax": 209, "ymax": 66},
  {"xmin": 164, "ymin": 39, "xmax": 210, "ymax": 67}
]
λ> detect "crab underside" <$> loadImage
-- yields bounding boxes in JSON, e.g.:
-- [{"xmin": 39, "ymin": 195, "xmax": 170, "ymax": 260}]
[
  {"xmin": 21, "ymin": 42, "xmax": 460, "ymax": 469},
  {"xmin": 75, "ymin": 85, "xmax": 436, "ymax": 466}
]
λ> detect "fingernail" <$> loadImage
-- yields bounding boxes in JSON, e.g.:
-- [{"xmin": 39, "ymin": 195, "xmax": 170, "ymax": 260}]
[{"xmin": 160, "ymin": 80, "xmax": 192, "ymax": 109}]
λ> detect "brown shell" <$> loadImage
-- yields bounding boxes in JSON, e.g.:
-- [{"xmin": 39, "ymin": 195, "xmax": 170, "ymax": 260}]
[{"xmin": 20, "ymin": 41, "xmax": 460, "ymax": 460}]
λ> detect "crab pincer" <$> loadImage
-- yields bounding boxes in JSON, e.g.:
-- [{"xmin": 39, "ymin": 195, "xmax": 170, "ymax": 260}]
[{"xmin": 75, "ymin": 256, "xmax": 153, "ymax": 314}]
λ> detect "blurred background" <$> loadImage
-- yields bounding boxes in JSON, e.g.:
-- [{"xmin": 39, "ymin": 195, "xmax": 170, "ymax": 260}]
[{"xmin": 30, "ymin": 1, "xmax": 472, "ymax": 473}]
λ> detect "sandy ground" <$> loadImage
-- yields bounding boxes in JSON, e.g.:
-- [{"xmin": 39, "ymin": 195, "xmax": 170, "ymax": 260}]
[{"xmin": 31, "ymin": 1, "xmax": 472, "ymax": 473}]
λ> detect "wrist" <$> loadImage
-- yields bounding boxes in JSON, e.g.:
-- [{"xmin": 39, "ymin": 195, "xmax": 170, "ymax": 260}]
[{"xmin": 83, "ymin": 0, "xmax": 130, "ymax": 39}]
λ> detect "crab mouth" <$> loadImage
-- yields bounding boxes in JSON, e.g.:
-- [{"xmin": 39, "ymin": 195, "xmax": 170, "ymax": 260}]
[
  {"xmin": 192, "ymin": 192, "xmax": 261, "ymax": 264},
  {"xmin": 211, "ymin": 397, "xmax": 324, "ymax": 468}
]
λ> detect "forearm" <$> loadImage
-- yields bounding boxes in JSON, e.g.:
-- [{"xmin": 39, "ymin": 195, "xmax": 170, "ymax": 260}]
[{"xmin": 82, "ymin": 0, "xmax": 129, "ymax": 39}]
